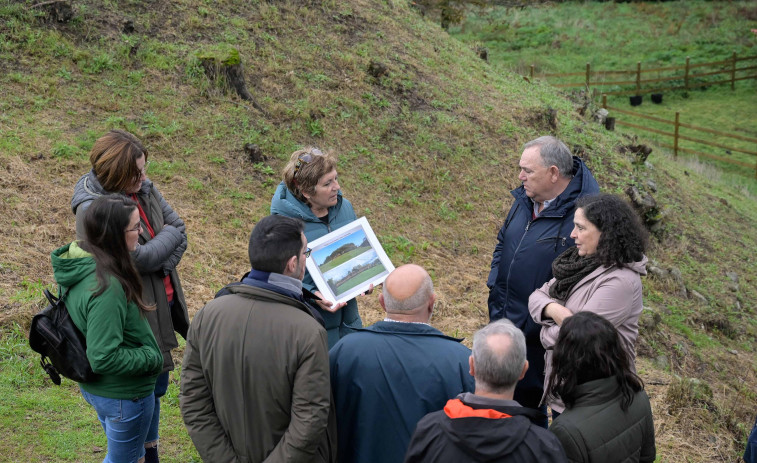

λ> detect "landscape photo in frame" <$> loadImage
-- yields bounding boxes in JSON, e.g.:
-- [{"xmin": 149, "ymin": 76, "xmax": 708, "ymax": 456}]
[{"xmin": 306, "ymin": 217, "xmax": 395, "ymax": 304}]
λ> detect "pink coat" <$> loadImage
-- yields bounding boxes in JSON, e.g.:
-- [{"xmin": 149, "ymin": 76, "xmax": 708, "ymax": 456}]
[{"xmin": 528, "ymin": 256, "xmax": 648, "ymax": 412}]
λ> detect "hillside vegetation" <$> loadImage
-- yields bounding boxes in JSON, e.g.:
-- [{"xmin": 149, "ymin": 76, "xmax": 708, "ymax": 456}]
[
  {"xmin": 451, "ymin": 0, "xmax": 757, "ymax": 183},
  {"xmin": 0, "ymin": 0, "xmax": 755, "ymax": 461}
]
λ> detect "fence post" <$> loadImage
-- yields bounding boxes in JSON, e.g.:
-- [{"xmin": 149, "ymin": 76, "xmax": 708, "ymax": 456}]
[
  {"xmin": 602, "ymin": 94, "xmax": 607, "ymax": 109},
  {"xmin": 731, "ymin": 52, "xmax": 737, "ymax": 90},
  {"xmin": 636, "ymin": 62, "xmax": 641, "ymax": 95},
  {"xmin": 674, "ymin": 111, "xmax": 680, "ymax": 158},
  {"xmin": 586, "ymin": 63, "xmax": 591, "ymax": 90},
  {"xmin": 684, "ymin": 57, "xmax": 690, "ymax": 90},
  {"xmin": 530, "ymin": 65, "xmax": 534, "ymax": 81}
]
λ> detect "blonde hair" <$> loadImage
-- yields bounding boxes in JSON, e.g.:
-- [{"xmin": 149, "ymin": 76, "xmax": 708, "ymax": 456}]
[
  {"xmin": 282, "ymin": 146, "xmax": 337, "ymax": 204},
  {"xmin": 90, "ymin": 130, "xmax": 147, "ymax": 193}
]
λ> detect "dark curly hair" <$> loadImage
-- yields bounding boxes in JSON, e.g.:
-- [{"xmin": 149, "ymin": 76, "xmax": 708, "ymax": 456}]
[
  {"xmin": 576, "ymin": 193, "xmax": 648, "ymax": 267},
  {"xmin": 546, "ymin": 311, "xmax": 643, "ymax": 411}
]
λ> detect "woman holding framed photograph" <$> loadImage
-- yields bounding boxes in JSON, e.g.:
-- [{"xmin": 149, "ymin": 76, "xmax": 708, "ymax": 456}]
[{"xmin": 271, "ymin": 146, "xmax": 363, "ymax": 347}]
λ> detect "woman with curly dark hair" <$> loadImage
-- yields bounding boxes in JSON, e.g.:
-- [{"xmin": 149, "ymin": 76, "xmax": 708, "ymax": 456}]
[
  {"xmin": 546, "ymin": 312, "xmax": 656, "ymax": 462},
  {"xmin": 528, "ymin": 193, "xmax": 649, "ymax": 416}
]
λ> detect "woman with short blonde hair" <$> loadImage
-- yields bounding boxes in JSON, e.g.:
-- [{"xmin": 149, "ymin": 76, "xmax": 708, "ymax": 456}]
[{"xmin": 271, "ymin": 146, "xmax": 363, "ymax": 347}]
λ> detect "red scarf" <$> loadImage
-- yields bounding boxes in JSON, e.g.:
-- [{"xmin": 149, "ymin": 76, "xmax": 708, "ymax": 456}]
[{"xmin": 131, "ymin": 194, "xmax": 174, "ymax": 303}]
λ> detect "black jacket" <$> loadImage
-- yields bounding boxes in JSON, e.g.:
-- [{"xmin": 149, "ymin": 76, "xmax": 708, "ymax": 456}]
[{"xmin": 404, "ymin": 394, "xmax": 567, "ymax": 463}]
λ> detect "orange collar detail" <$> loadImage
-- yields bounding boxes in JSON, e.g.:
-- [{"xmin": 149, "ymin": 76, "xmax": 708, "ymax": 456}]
[{"xmin": 443, "ymin": 399, "xmax": 513, "ymax": 419}]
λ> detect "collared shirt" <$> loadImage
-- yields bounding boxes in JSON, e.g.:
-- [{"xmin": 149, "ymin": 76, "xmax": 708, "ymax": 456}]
[
  {"xmin": 533, "ymin": 197, "xmax": 557, "ymax": 218},
  {"xmin": 267, "ymin": 271, "xmax": 304, "ymax": 295}
]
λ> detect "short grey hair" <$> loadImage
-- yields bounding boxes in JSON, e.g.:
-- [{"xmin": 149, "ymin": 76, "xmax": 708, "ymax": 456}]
[
  {"xmin": 382, "ymin": 274, "xmax": 433, "ymax": 311},
  {"xmin": 523, "ymin": 136, "xmax": 573, "ymax": 178},
  {"xmin": 472, "ymin": 319, "xmax": 526, "ymax": 393}
]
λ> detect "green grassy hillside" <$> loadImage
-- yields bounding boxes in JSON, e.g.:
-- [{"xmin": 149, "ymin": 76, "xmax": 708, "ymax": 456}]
[
  {"xmin": 0, "ymin": 0, "xmax": 755, "ymax": 461},
  {"xmin": 451, "ymin": 0, "xmax": 757, "ymax": 185}
]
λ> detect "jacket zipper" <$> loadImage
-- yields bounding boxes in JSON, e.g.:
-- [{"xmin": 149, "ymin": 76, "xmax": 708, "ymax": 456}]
[{"xmin": 503, "ymin": 218, "xmax": 534, "ymax": 309}]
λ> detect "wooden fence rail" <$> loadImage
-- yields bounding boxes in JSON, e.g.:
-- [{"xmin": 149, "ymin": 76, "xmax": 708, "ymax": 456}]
[
  {"xmin": 602, "ymin": 95, "xmax": 757, "ymax": 178},
  {"xmin": 529, "ymin": 53, "xmax": 757, "ymax": 95}
]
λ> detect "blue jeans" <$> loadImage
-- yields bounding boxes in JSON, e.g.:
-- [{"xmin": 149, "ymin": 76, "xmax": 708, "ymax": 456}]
[
  {"xmin": 146, "ymin": 371, "xmax": 169, "ymax": 443},
  {"xmin": 80, "ymin": 388, "xmax": 155, "ymax": 463}
]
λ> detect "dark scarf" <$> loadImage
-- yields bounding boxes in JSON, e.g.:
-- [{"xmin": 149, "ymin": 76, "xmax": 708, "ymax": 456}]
[{"xmin": 548, "ymin": 247, "xmax": 601, "ymax": 301}]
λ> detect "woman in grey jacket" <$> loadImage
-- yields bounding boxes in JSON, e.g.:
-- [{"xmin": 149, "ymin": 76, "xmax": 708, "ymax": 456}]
[
  {"xmin": 529, "ymin": 194, "xmax": 649, "ymax": 415},
  {"xmin": 546, "ymin": 312, "xmax": 655, "ymax": 463},
  {"xmin": 71, "ymin": 130, "xmax": 189, "ymax": 463}
]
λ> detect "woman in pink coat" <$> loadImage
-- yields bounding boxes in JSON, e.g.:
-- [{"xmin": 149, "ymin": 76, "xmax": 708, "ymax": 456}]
[{"xmin": 529, "ymin": 193, "xmax": 649, "ymax": 414}]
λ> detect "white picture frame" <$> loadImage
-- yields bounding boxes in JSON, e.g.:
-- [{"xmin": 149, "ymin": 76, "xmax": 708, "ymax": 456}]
[{"xmin": 306, "ymin": 217, "xmax": 395, "ymax": 304}]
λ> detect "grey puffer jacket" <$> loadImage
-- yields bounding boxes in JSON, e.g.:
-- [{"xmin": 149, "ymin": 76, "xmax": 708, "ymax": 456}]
[{"xmin": 71, "ymin": 170, "xmax": 189, "ymax": 372}]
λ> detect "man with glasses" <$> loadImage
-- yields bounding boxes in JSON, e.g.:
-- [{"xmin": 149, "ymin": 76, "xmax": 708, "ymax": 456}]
[
  {"xmin": 180, "ymin": 215, "xmax": 336, "ymax": 463},
  {"xmin": 487, "ymin": 136, "xmax": 599, "ymax": 427}
]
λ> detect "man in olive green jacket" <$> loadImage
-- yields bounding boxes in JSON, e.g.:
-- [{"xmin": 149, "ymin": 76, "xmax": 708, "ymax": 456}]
[{"xmin": 180, "ymin": 216, "xmax": 336, "ymax": 463}]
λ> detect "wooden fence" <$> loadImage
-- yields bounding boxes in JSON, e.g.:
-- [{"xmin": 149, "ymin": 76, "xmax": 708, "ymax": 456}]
[
  {"xmin": 601, "ymin": 95, "xmax": 757, "ymax": 178},
  {"xmin": 529, "ymin": 53, "xmax": 757, "ymax": 95}
]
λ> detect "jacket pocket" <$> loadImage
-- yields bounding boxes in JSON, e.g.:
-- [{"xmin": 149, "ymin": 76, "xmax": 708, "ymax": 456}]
[{"xmin": 535, "ymin": 236, "xmax": 568, "ymax": 252}]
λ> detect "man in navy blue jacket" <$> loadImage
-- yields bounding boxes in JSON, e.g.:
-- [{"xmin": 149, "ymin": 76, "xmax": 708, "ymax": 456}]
[
  {"xmin": 329, "ymin": 264, "xmax": 475, "ymax": 463},
  {"xmin": 487, "ymin": 136, "xmax": 599, "ymax": 425}
]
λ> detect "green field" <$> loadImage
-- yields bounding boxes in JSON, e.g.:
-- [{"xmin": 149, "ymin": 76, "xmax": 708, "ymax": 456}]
[
  {"xmin": 335, "ymin": 264, "xmax": 387, "ymax": 296},
  {"xmin": 451, "ymin": 1, "xmax": 755, "ymax": 74},
  {"xmin": 603, "ymin": 83, "xmax": 757, "ymax": 184},
  {"xmin": 319, "ymin": 245, "xmax": 372, "ymax": 273},
  {"xmin": 451, "ymin": 0, "xmax": 757, "ymax": 184}
]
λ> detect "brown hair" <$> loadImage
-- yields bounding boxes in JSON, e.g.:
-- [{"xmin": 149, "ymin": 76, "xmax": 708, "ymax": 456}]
[
  {"xmin": 81, "ymin": 195, "xmax": 155, "ymax": 314},
  {"xmin": 90, "ymin": 130, "xmax": 148, "ymax": 193},
  {"xmin": 282, "ymin": 146, "xmax": 337, "ymax": 204}
]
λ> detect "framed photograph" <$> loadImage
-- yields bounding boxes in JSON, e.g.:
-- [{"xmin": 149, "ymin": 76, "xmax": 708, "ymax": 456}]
[{"xmin": 306, "ymin": 217, "xmax": 395, "ymax": 304}]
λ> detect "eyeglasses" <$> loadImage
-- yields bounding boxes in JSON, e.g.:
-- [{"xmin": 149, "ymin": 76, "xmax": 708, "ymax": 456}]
[
  {"xmin": 125, "ymin": 223, "xmax": 143, "ymax": 233},
  {"xmin": 135, "ymin": 161, "xmax": 151, "ymax": 180},
  {"xmin": 294, "ymin": 148, "xmax": 323, "ymax": 176},
  {"xmin": 304, "ymin": 247, "xmax": 312, "ymax": 258}
]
